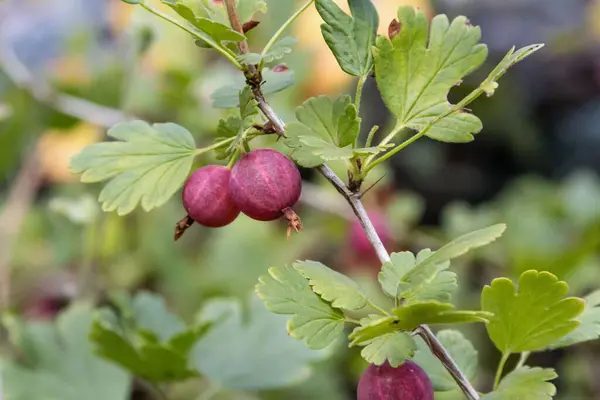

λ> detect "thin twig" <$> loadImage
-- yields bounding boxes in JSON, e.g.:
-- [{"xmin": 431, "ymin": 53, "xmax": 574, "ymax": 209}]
[
  {"xmin": 0, "ymin": 146, "xmax": 42, "ymax": 310},
  {"xmin": 0, "ymin": 24, "xmax": 131, "ymax": 128},
  {"xmin": 415, "ymin": 325, "xmax": 481, "ymax": 399}
]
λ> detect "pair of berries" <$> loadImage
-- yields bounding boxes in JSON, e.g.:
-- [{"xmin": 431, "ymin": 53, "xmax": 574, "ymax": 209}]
[{"xmin": 180, "ymin": 148, "xmax": 302, "ymax": 236}]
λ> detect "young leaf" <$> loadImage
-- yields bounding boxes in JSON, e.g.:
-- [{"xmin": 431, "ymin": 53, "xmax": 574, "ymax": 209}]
[
  {"xmin": 294, "ymin": 260, "xmax": 368, "ymax": 310},
  {"xmin": 214, "ymin": 88, "xmax": 258, "ymax": 159},
  {"xmin": 284, "ymin": 95, "xmax": 360, "ymax": 167},
  {"xmin": 378, "ymin": 249, "xmax": 457, "ymax": 304},
  {"xmin": 392, "ymin": 301, "xmax": 492, "ymax": 331},
  {"xmin": 481, "ymin": 44, "xmax": 544, "ymax": 96},
  {"xmin": 482, "ymin": 270, "xmax": 585, "ymax": 353},
  {"xmin": 236, "ymin": 0, "xmax": 268, "ymax": 22},
  {"xmin": 69, "ymin": 121, "xmax": 196, "ymax": 215},
  {"xmin": 129, "ymin": 291, "xmax": 187, "ymax": 342},
  {"xmin": 315, "ymin": 0, "xmax": 379, "ymax": 76},
  {"xmin": 349, "ymin": 315, "xmax": 399, "ymax": 347},
  {"xmin": 359, "ymin": 331, "xmax": 417, "ymax": 367},
  {"xmin": 2, "ymin": 304, "xmax": 130, "ymax": 400},
  {"xmin": 241, "ymin": 37, "xmax": 298, "ymax": 65},
  {"xmin": 373, "ymin": 7, "xmax": 487, "ymax": 143},
  {"xmin": 549, "ymin": 289, "xmax": 600, "ymax": 349},
  {"xmin": 211, "ymin": 67, "xmax": 295, "ymax": 108},
  {"xmin": 481, "ymin": 367, "xmax": 557, "ymax": 400},
  {"xmin": 412, "ymin": 330, "xmax": 478, "ymax": 391},
  {"xmin": 256, "ymin": 265, "xmax": 345, "ymax": 349},
  {"xmin": 192, "ymin": 295, "xmax": 327, "ymax": 390}
]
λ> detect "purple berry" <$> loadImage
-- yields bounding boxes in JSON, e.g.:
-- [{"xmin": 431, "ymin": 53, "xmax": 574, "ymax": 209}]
[
  {"xmin": 182, "ymin": 165, "xmax": 240, "ymax": 228},
  {"xmin": 349, "ymin": 211, "xmax": 393, "ymax": 259},
  {"xmin": 229, "ymin": 149, "xmax": 302, "ymax": 222},
  {"xmin": 357, "ymin": 361, "xmax": 434, "ymax": 400}
]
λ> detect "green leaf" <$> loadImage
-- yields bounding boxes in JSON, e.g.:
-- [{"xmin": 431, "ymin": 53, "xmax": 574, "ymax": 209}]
[
  {"xmin": 89, "ymin": 291, "xmax": 210, "ymax": 383},
  {"xmin": 2, "ymin": 303, "xmax": 130, "ymax": 400},
  {"xmin": 482, "ymin": 270, "xmax": 585, "ymax": 353},
  {"xmin": 378, "ymin": 249, "xmax": 457, "ymax": 304},
  {"xmin": 239, "ymin": 52, "xmax": 263, "ymax": 65},
  {"xmin": 193, "ymin": 294, "xmax": 327, "ymax": 389},
  {"xmin": 481, "ymin": 44, "xmax": 544, "ymax": 96},
  {"xmin": 256, "ymin": 265, "xmax": 346, "ymax": 349},
  {"xmin": 392, "ymin": 301, "xmax": 492, "ymax": 331},
  {"xmin": 214, "ymin": 117, "xmax": 242, "ymax": 159},
  {"xmin": 549, "ymin": 289, "xmax": 600, "ymax": 348},
  {"xmin": 264, "ymin": 36, "xmax": 298, "ymax": 63},
  {"xmin": 69, "ymin": 121, "xmax": 196, "ymax": 215},
  {"xmin": 412, "ymin": 330, "xmax": 478, "ymax": 391},
  {"xmin": 211, "ymin": 67, "xmax": 295, "ymax": 108},
  {"xmin": 284, "ymin": 95, "xmax": 361, "ymax": 167},
  {"xmin": 122, "ymin": 0, "xmax": 143, "ymax": 4},
  {"xmin": 373, "ymin": 7, "xmax": 488, "ymax": 142},
  {"xmin": 294, "ymin": 260, "xmax": 368, "ymax": 310},
  {"xmin": 236, "ymin": 0, "xmax": 268, "ymax": 22},
  {"xmin": 416, "ymin": 224, "xmax": 506, "ymax": 271},
  {"xmin": 348, "ymin": 315, "xmax": 399, "ymax": 347},
  {"xmin": 315, "ymin": 0, "xmax": 379, "ymax": 76},
  {"xmin": 359, "ymin": 331, "xmax": 417, "ymax": 367},
  {"xmin": 481, "ymin": 367, "xmax": 557, "ymax": 400}
]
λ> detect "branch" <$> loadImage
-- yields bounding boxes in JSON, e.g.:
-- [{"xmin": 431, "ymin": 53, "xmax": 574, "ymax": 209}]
[
  {"xmin": 0, "ymin": 25, "xmax": 131, "ymax": 128},
  {"xmin": 222, "ymin": 3, "xmax": 480, "ymax": 398}
]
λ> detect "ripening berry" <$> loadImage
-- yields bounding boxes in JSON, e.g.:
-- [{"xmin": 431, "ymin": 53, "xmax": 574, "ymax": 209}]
[
  {"xmin": 349, "ymin": 210, "xmax": 393, "ymax": 258},
  {"xmin": 229, "ymin": 149, "xmax": 302, "ymax": 221},
  {"xmin": 357, "ymin": 361, "xmax": 434, "ymax": 400},
  {"xmin": 182, "ymin": 165, "xmax": 240, "ymax": 228}
]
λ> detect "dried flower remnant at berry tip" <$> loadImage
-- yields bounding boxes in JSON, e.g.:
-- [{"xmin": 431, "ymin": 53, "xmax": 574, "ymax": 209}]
[
  {"xmin": 175, "ymin": 165, "xmax": 241, "ymax": 240},
  {"xmin": 229, "ymin": 149, "xmax": 302, "ymax": 236}
]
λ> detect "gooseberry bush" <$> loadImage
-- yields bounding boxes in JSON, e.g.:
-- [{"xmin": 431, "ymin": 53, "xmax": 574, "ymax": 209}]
[{"xmin": 11, "ymin": 0, "xmax": 600, "ymax": 399}]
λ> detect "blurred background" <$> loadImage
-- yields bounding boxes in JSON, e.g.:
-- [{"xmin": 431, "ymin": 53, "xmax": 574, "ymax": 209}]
[{"xmin": 1, "ymin": 0, "xmax": 600, "ymax": 399}]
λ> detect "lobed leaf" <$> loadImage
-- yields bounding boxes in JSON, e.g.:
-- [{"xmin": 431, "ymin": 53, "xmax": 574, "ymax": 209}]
[
  {"xmin": 359, "ymin": 331, "xmax": 417, "ymax": 367},
  {"xmin": 392, "ymin": 301, "xmax": 492, "ymax": 331},
  {"xmin": 315, "ymin": 0, "xmax": 379, "ymax": 76},
  {"xmin": 256, "ymin": 265, "xmax": 345, "ymax": 349},
  {"xmin": 69, "ymin": 121, "xmax": 196, "ymax": 215},
  {"xmin": 482, "ymin": 367, "xmax": 557, "ymax": 400},
  {"xmin": 373, "ymin": 7, "xmax": 487, "ymax": 143},
  {"xmin": 482, "ymin": 270, "xmax": 585, "ymax": 353},
  {"xmin": 294, "ymin": 260, "xmax": 368, "ymax": 311},
  {"xmin": 549, "ymin": 289, "xmax": 600, "ymax": 349}
]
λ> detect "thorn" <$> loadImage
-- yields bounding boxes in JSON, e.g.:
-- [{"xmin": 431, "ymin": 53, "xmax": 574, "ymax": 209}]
[
  {"xmin": 358, "ymin": 174, "xmax": 386, "ymax": 199},
  {"xmin": 174, "ymin": 215, "xmax": 194, "ymax": 241}
]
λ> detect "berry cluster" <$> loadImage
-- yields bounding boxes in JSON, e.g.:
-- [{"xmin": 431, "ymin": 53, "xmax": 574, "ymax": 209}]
[{"xmin": 178, "ymin": 149, "xmax": 302, "ymax": 238}]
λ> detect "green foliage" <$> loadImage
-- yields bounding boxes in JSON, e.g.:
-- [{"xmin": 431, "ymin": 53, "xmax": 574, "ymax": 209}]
[
  {"xmin": 550, "ymin": 289, "xmax": 600, "ymax": 348},
  {"xmin": 285, "ymin": 95, "xmax": 386, "ymax": 167},
  {"xmin": 211, "ymin": 67, "xmax": 295, "ymax": 108},
  {"xmin": 392, "ymin": 301, "xmax": 492, "ymax": 330},
  {"xmin": 69, "ymin": 120, "xmax": 196, "ymax": 215},
  {"xmin": 214, "ymin": 87, "xmax": 259, "ymax": 159},
  {"xmin": 417, "ymin": 224, "xmax": 506, "ymax": 270},
  {"xmin": 294, "ymin": 260, "xmax": 368, "ymax": 310},
  {"xmin": 192, "ymin": 295, "xmax": 327, "ymax": 389},
  {"xmin": 256, "ymin": 265, "xmax": 345, "ymax": 349},
  {"xmin": 122, "ymin": 0, "xmax": 143, "ymax": 4},
  {"xmin": 359, "ymin": 331, "xmax": 417, "ymax": 367},
  {"xmin": 373, "ymin": 7, "xmax": 487, "ymax": 142},
  {"xmin": 413, "ymin": 330, "xmax": 478, "ymax": 392},
  {"xmin": 241, "ymin": 37, "xmax": 298, "ymax": 65},
  {"xmin": 348, "ymin": 315, "xmax": 398, "ymax": 347},
  {"xmin": 482, "ymin": 367, "xmax": 557, "ymax": 400},
  {"xmin": 315, "ymin": 0, "xmax": 379, "ymax": 76},
  {"xmin": 482, "ymin": 270, "xmax": 585, "ymax": 353},
  {"xmin": 90, "ymin": 292, "xmax": 210, "ymax": 383},
  {"xmin": 378, "ymin": 250, "xmax": 456, "ymax": 304},
  {"xmin": 481, "ymin": 44, "xmax": 544, "ymax": 96},
  {"xmin": 2, "ymin": 304, "xmax": 130, "ymax": 400}
]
